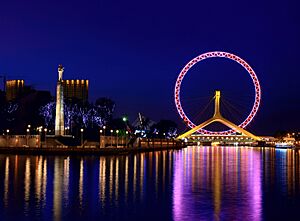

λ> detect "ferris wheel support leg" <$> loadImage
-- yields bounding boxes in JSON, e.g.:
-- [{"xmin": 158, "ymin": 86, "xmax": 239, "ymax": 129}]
[
  {"xmin": 176, "ymin": 118, "xmax": 216, "ymax": 140},
  {"xmin": 216, "ymin": 117, "xmax": 261, "ymax": 141},
  {"xmin": 176, "ymin": 116, "xmax": 261, "ymax": 141}
]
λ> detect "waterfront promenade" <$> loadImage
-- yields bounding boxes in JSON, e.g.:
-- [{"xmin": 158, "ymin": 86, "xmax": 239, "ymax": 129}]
[{"xmin": 0, "ymin": 135, "xmax": 185, "ymax": 155}]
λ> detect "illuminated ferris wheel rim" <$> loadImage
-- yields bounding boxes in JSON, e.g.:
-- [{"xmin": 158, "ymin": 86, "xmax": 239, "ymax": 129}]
[{"xmin": 174, "ymin": 51, "xmax": 261, "ymax": 135}]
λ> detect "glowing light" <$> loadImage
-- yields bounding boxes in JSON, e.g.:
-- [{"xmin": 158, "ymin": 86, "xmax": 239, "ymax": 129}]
[{"xmin": 174, "ymin": 51, "xmax": 261, "ymax": 135}]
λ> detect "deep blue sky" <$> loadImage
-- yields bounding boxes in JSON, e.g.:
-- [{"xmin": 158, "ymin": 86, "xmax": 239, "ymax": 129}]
[{"xmin": 0, "ymin": 0, "xmax": 299, "ymax": 135}]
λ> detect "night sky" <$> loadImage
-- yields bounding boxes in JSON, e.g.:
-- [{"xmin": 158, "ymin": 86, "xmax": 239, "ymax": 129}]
[{"xmin": 0, "ymin": 0, "xmax": 299, "ymax": 135}]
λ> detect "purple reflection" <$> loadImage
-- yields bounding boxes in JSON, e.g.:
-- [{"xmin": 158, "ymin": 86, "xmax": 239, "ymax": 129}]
[
  {"xmin": 249, "ymin": 148, "xmax": 262, "ymax": 221},
  {"xmin": 173, "ymin": 151, "xmax": 184, "ymax": 221},
  {"xmin": 172, "ymin": 147, "xmax": 262, "ymax": 221}
]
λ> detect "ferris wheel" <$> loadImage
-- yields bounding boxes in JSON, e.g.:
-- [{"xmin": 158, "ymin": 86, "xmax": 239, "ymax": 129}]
[{"xmin": 174, "ymin": 51, "xmax": 261, "ymax": 135}]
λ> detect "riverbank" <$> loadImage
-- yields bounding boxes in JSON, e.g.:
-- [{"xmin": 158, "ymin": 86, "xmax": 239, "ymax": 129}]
[{"xmin": 0, "ymin": 145, "xmax": 186, "ymax": 156}]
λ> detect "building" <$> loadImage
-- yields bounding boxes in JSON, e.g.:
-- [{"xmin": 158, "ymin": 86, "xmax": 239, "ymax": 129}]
[
  {"xmin": 61, "ymin": 79, "xmax": 89, "ymax": 104},
  {"xmin": 6, "ymin": 80, "xmax": 24, "ymax": 101}
]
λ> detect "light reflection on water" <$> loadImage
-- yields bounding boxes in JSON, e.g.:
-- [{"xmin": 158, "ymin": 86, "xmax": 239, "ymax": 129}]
[
  {"xmin": 0, "ymin": 147, "xmax": 300, "ymax": 220},
  {"xmin": 173, "ymin": 147, "xmax": 263, "ymax": 221}
]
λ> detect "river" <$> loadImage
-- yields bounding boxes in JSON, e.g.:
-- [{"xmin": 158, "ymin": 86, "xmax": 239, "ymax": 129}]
[{"xmin": 0, "ymin": 146, "xmax": 300, "ymax": 221}]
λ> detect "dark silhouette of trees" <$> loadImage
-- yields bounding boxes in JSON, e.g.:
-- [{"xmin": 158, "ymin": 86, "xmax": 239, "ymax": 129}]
[
  {"xmin": 95, "ymin": 97, "xmax": 115, "ymax": 124},
  {"xmin": 150, "ymin": 120, "xmax": 178, "ymax": 138}
]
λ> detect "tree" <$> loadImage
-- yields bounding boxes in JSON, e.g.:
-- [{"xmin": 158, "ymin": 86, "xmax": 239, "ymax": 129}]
[
  {"xmin": 151, "ymin": 120, "xmax": 178, "ymax": 138},
  {"xmin": 40, "ymin": 101, "xmax": 55, "ymax": 127},
  {"xmin": 95, "ymin": 97, "xmax": 115, "ymax": 125},
  {"xmin": 39, "ymin": 97, "xmax": 116, "ymax": 134}
]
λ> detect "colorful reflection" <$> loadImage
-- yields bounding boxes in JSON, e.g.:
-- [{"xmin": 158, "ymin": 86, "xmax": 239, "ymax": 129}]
[
  {"xmin": 174, "ymin": 147, "xmax": 266, "ymax": 221},
  {"xmin": 0, "ymin": 147, "xmax": 299, "ymax": 220}
]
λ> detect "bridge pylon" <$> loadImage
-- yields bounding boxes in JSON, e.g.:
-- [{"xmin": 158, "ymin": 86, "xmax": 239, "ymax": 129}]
[{"xmin": 176, "ymin": 91, "xmax": 261, "ymax": 141}]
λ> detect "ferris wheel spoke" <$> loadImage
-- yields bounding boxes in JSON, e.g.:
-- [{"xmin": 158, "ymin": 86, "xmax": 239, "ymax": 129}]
[
  {"xmin": 221, "ymin": 100, "xmax": 244, "ymax": 125},
  {"xmin": 222, "ymin": 98, "xmax": 249, "ymax": 115},
  {"xmin": 174, "ymin": 51, "xmax": 261, "ymax": 135}
]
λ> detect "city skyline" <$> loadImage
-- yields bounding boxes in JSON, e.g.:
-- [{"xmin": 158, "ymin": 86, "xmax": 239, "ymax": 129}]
[
  {"xmin": 1, "ymin": 1, "xmax": 300, "ymax": 221},
  {"xmin": 1, "ymin": 0, "xmax": 300, "ymax": 135}
]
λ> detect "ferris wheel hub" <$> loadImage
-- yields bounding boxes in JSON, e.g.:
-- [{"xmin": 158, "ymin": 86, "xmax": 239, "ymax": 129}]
[{"xmin": 174, "ymin": 51, "xmax": 261, "ymax": 136}]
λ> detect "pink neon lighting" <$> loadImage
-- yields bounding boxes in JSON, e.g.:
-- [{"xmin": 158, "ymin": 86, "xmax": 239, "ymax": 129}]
[{"xmin": 174, "ymin": 51, "xmax": 261, "ymax": 135}]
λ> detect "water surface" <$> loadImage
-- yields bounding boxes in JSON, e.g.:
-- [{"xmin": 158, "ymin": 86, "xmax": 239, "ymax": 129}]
[{"xmin": 0, "ymin": 147, "xmax": 300, "ymax": 221}]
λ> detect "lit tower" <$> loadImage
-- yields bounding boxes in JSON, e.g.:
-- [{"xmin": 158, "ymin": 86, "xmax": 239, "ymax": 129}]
[{"xmin": 55, "ymin": 64, "xmax": 65, "ymax": 136}]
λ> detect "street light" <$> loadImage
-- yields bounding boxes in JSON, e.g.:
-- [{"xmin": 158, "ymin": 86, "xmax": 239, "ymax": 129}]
[
  {"xmin": 99, "ymin": 129, "xmax": 103, "ymax": 148},
  {"xmin": 6, "ymin": 129, "xmax": 9, "ymax": 147},
  {"xmin": 80, "ymin": 128, "xmax": 84, "ymax": 147},
  {"xmin": 122, "ymin": 116, "xmax": 128, "ymax": 122},
  {"xmin": 26, "ymin": 128, "xmax": 30, "ymax": 146},
  {"xmin": 27, "ymin": 126, "xmax": 31, "ymax": 135},
  {"xmin": 110, "ymin": 129, "xmax": 113, "ymax": 147},
  {"xmin": 38, "ymin": 128, "xmax": 42, "ymax": 148},
  {"xmin": 103, "ymin": 126, "xmax": 106, "ymax": 136},
  {"xmin": 116, "ymin": 130, "xmax": 119, "ymax": 148},
  {"xmin": 65, "ymin": 126, "xmax": 69, "ymax": 135},
  {"xmin": 44, "ymin": 128, "xmax": 47, "ymax": 148},
  {"xmin": 125, "ymin": 131, "xmax": 129, "ymax": 148}
]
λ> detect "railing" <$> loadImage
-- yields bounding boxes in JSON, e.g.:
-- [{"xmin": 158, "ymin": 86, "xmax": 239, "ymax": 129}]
[
  {"xmin": 100, "ymin": 136, "xmax": 183, "ymax": 148},
  {"xmin": 0, "ymin": 135, "xmax": 185, "ymax": 149},
  {"xmin": 0, "ymin": 135, "xmax": 40, "ymax": 148}
]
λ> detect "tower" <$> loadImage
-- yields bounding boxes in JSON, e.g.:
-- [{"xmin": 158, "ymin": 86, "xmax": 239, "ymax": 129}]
[{"xmin": 55, "ymin": 65, "xmax": 65, "ymax": 136}]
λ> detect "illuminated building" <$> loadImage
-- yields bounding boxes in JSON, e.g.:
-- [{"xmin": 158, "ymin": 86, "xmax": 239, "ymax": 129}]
[
  {"xmin": 5, "ymin": 80, "xmax": 24, "ymax": 101},
  {"xmin": 61, "ymin": 79, "xmax": 89, "ymax": 104}
]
